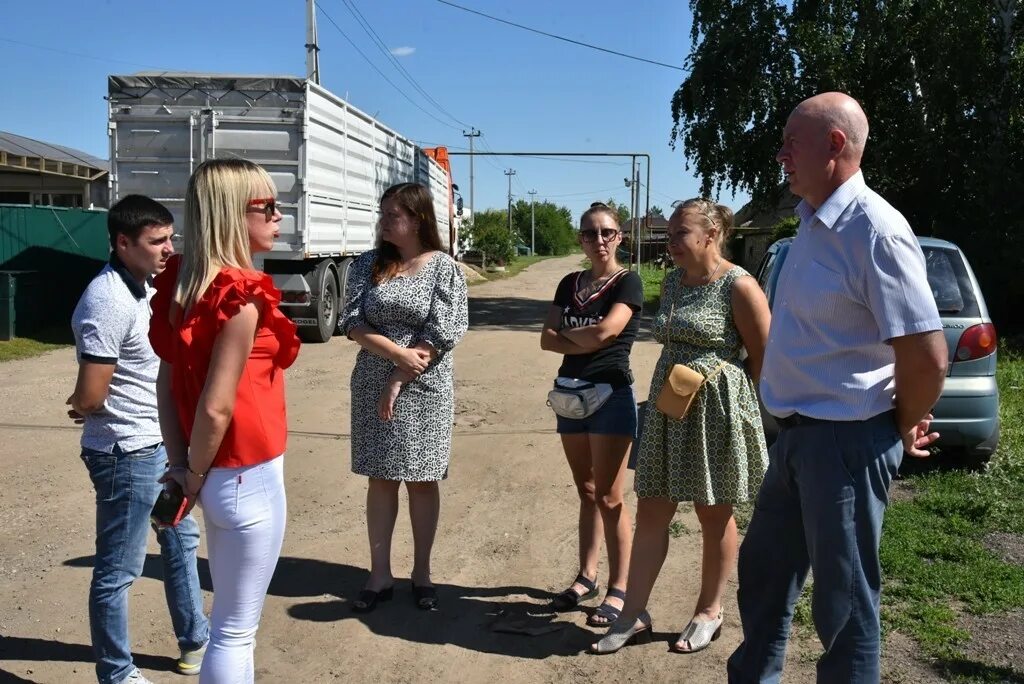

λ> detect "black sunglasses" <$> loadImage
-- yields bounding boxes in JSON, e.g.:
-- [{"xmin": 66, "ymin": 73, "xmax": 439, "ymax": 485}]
[{"xmin": 580, "ymin": 228, "xmax": 620, "ymax": 243}]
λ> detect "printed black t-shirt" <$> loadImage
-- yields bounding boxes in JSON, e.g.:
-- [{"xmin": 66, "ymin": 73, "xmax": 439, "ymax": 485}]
[{"xmin": 552, "ymin": 269, "xmax": 644, "ymax": 387}]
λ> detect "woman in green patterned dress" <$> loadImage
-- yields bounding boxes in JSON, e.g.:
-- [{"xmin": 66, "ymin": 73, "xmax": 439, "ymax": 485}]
[{"xmin": 590, "ymin": 199, "xmax": 771, "ymax": 655}]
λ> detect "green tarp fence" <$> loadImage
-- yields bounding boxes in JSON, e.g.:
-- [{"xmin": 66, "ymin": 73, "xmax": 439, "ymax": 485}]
[{"xmin": 0, "ymin": 205, "xmax": 109, "ymax": 341}]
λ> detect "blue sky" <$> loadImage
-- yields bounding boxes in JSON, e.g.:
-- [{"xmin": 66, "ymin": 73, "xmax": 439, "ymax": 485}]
[{"xmin": 1, "ymin": 0, "xmax": 749, "ymax": 222}]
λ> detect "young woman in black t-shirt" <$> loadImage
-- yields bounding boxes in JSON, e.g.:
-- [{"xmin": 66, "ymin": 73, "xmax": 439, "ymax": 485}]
[{"xmin": 540, "ymin": 203, "xmax": 644, "ymax": 627}]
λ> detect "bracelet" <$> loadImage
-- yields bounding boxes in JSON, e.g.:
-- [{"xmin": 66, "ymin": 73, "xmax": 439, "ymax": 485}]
[{"xmin": 185, "ymin": 462, "xmax": 207, "ymax": 479}]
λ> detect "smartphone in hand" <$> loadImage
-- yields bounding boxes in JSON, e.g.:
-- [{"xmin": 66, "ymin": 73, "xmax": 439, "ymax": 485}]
[{"xmin": 151, "ymin": 483, "xmax": 189, "ymax": 528}]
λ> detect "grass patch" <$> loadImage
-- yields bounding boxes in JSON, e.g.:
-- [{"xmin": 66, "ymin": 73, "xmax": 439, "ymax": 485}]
[
  {"xmin": 879, "ymin": 345, "xmax": 1024, "ymax": 675},
  {"xmin": 669, "ymin": 518, "xmax": 690, "ymax": 538},
  {"xmin": 0, "ymin": 334, "xmax": 67, "ymax": 362},
  {"xmin": 638, "ymin": 264, "xmax": 668, "ymax": 310}
]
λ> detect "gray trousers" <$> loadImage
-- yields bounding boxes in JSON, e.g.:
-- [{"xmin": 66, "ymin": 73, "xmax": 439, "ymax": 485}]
[{"xmin": 727, "ymin": 410, "xmax": 903, "ymax": 684}]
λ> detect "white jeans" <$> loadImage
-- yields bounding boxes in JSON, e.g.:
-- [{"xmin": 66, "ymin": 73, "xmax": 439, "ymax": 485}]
[{"xmin": 198, "ymin": 456, "xmax": 286, "ymax": 684}]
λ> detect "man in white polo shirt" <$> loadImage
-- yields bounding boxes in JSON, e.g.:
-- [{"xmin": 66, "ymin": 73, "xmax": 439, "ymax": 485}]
[
  {"xmin": 68, "ymin": 195, "xmax": 208, "ymax": 684},
  {"xmin": 727, "ymin": 93, "xmax": 948, "ymax": 683}
]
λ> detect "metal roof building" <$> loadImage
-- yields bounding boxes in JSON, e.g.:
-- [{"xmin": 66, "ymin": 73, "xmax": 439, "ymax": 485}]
[{"xmin": 0, "ymin": 131, "xmax": 109, "ymax": 209}]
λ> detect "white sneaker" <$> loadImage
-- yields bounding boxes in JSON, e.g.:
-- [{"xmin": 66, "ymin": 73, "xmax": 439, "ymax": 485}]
[
  {"xmin": 176, "ymin": 641, "xmax": 207, "ymax": 676},
  {"xmin": 123, "ymin": 668, "xmax": 155, "ymax": 684}
]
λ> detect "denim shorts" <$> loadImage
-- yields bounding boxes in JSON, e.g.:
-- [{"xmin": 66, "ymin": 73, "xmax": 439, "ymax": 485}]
[{"xmin": 556, "ymin": 384, "xmax": 637, "ymax": 437}]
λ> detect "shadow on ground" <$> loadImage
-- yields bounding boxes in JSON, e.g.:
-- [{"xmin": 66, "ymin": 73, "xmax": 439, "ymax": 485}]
[
  {"xmin": 62, "ymin": 554, "xmax": 603, "ymax": 660},
  {"xmin": 0, "ymin": 635, "xmax": 175, "ymax": 674}
]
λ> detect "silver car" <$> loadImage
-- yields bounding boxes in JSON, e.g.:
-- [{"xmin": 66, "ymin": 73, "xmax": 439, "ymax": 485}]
[{"xmin": 754, "ymin": 236, "xmax": 1000, "ymax": 464}]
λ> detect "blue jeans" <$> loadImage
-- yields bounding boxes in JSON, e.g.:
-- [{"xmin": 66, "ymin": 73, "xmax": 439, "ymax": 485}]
[
  {"xmin": 81, "ymin": 442, "xmax": 209, "ymax": 684},
  {"xmin": 727, "ymin": 411, "xmax": 903, "ymax": 684}
]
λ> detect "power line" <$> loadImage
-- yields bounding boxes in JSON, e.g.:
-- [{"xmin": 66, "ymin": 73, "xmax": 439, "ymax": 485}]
[
  {"xmin": 474, "ymin": 135, "xmax": 509, "ymax": 173},
  {"xmin": 638, "ymin": 181, "xmax": 682, "ymax": 204},
  {"xmin": 0, "ymin": 37, "xmax": 165, "ymax": 70},
  {"xmin": 540, "ymin": 186, "xmax": 630, "ymax": 199},
  {"xmin": 337, "ymin": 0, "xmax": 471, "ymax": 129},
  {"xmin": 435, "ymin": 0, "xmax": 686, "ymax": 72},
  {"xmin": 317, "ymin": 5, "xmax": 462, "ymax": 131},
  {"xmin": 512, "ymin": 154, "xmax": 630, "ymax": 166}
]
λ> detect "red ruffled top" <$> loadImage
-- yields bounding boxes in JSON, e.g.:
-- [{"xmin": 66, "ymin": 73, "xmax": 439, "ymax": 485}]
[{"xmin": 149, "ymin": 255, "xmax": 301, "ymax": 469}]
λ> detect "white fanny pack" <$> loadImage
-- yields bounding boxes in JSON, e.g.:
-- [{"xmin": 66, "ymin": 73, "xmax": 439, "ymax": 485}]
[{"xmin": 546, "ymin": 377, "xmax": 614, "ymax": 419}]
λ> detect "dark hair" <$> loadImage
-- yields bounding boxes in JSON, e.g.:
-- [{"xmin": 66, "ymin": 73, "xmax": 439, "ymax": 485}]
[
  {"xmin": 372, "ymin": 183, "xmax": 443, "ymax": 284},
  {"xmin": 580, "ymin": 201, "xmax": 620, "ymax": 229},
  {"xmin": 107, "ymin": 194, "xmax": 173, "ymax": 250}
]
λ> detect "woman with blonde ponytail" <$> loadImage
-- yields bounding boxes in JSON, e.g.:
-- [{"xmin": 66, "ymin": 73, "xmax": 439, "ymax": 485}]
[
  {"xmin": 150, "ymin": 159, "xmax": 300, "ymax": 683},
  {"xmin": 590, "ymin": 198, "xmax": 770, "ymax": 655}
]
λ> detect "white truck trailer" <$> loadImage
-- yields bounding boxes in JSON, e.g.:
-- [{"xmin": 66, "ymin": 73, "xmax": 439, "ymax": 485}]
[{"xmin": 107, "ymin": 73, "xmax": 462, "ymax": 342}]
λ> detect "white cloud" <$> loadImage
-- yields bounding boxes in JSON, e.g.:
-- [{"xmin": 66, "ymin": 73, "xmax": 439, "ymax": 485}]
[{"xmin": 389, "ymin": 46, "xmax": 416, "ymax": 57}]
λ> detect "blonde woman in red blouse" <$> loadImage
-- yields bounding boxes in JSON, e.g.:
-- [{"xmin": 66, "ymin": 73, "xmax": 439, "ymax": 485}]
[{"xmin": 151, "ymin": 159, "xmax": 300, "ymax": 683}]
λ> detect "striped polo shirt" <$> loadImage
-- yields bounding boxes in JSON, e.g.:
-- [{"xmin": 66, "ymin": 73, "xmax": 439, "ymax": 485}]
[
  {"xmin": 71, "ymin": 257, "xmax": 162, "ymax": 453},
  {"xmin": 760, "ymin": 171, "xmax": 942, "ymax": 421}
]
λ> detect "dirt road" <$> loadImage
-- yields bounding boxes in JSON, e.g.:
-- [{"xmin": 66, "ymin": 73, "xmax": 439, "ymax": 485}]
[{"xmin": 0, "ymin": 255, "xmax": 827, "ymax": 682}]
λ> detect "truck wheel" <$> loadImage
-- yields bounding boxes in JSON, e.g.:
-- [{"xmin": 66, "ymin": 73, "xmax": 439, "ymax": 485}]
[
  {"xmin": 333, "ymin": 258, "xmax": 352, "ymax": 337},
  {"xmin": 298, "ymin": 260, "xmax": 338, "ymax": 343}
]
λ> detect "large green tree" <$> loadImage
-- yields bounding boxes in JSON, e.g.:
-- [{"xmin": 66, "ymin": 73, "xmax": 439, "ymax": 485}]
[
  {"xmin": 511, "ymin": 199, "xmax": 576, "ymax": 255},
  {"xmin": 671, "ymin": 0, "xmax": 1024, "ymax": 330},
  {"xmin": 465, "ymin": 209, "xmax": 515, "ymax": 264}
]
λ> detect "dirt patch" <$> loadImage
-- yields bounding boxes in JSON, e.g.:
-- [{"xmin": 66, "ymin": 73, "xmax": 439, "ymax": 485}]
[
  {"xmin": 983, "ymin": 532, "xmax": 1024, "ymax": 566},
  {"xmin": 889, "ymin": 479, "xmax": 918, "ymax": 504},
  {"xmin": 458, "ymin": 261, "xmax": 488, "ymax": 283},
  {"xmin": 882, "ymin": 631, "xmax": 949, "ymax": 684},
  {"xmin": 959, "ymin": 608, "xmax": 1024, "ymax": 674}
]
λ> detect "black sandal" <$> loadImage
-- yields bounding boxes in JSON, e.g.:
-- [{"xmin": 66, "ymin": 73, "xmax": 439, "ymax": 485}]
[
  {"xmin": 412, "ymin": 584, "xmax": 439, "ymax": 611},
  {"xmin": 352, "ymin": 586, "xmax": 394, "ymax": 613},
  {"xmin": 587, "ymin": 588, "xmax": 626, "ymax": 626},
  {"xmin": 550, "ymin": 573, "xmax": 599, "ymax": 611}
]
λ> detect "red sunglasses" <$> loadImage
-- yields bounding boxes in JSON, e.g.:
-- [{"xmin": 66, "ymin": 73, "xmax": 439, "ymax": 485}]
[{"xmin": 247, "ymin": 198, "xmax": 279, "ymax": 220}]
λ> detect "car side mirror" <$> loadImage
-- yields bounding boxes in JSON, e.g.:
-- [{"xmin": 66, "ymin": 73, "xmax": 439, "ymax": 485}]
[{"xmin": 456, "ymin": 197, "xmax": 464, "ymax": 216}]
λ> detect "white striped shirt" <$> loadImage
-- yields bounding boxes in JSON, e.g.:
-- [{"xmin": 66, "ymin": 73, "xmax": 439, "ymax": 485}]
[{"xmin": 760, "ymin": 171, "xmax": 942, "ymax": 421}]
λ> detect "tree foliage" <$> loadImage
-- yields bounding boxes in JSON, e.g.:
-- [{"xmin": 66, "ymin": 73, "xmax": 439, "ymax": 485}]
[
  {"xmin": 671, "ymin": 0, "xmax": 1024, "ymax": 330},
  {"xmin": 770, "ymin": 216, "xmax": 799, "ymax": 243},
  {"xmin": 601, "ymin": 198, "xmax": 632, "ymax": 226},
  {"xmin": 465, "ymin": 209, "xmax": 515, "ymax": 265},
  {"xmin": 511, "ymin": 199, "xmax": 577, "ymax": 255}
]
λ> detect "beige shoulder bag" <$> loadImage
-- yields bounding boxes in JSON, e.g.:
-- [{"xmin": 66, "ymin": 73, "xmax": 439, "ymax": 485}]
[{"xmin": 654, "ymin": 301, "xmax": 731, "ymax": 421}]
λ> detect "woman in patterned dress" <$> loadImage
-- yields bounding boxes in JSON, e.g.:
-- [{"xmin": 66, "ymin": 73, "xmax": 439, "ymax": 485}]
[
  {"xmin": 590, "ymin": 199, "xmax": 771, "ymax": 654},
  {"xmin": 540, "ymin": 202, "xmax": 645, "ymax": 627},
  {"xmin": 339, "ymin": 182, "xmax": 469, "ymax": 614}
]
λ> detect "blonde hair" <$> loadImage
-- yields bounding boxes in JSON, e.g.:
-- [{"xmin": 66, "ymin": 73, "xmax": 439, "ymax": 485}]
[
  {"xmin": 174, "ymin": 159, "xmax": 276, "ymax": 316},
  {"xmin": 672, "ymin": 198, "xmax": 734, "ymax": 253}
]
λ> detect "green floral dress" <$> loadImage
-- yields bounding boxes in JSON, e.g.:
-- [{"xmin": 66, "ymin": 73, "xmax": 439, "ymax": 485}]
[{"xmin": 634, "ymin": 266, "xmax": 768, "ymax": 504}]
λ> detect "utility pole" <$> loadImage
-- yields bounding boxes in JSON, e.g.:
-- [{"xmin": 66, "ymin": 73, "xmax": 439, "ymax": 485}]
[
  {"xmin": 632, "ymin": 162, "xmax": 640, "ymax": 269},
  {"xmin": 528, "ymin": 189, "xmax": 537, "ymax": 256},
  {"xmin": 625, "ymin": 157, "xmax": 638, "ymax": 269},
  {"xmin": 305, "ymin": 0, "xmax": 321, "ymax": 84},
  {"xmin": 504, "ymin": 168, "xmax": 516, "ymax": 238},
  {"xmin": 462, "ymin": 128, "xmax": 480, "ymax": 220}
]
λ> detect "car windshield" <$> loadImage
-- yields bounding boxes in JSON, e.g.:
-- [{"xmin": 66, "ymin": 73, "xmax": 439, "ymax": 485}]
[{"xmin": 923, "ymin": 246, "xmax": 980, "ymax": 316}]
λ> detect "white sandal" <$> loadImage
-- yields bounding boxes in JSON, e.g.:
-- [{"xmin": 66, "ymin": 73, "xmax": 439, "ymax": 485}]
[
  {"xmin": 671, "ymin": 612, "xmax": 723, "ymax": 653},
  {"xmin": 588, "ymin": 611, "xmax": 653, "ymax": 655}
]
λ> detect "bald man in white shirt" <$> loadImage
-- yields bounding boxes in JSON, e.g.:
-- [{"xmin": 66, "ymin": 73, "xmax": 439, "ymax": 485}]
[{"xmin": 727, "ymin": 93, "xmax": 948, "ymax": 684}]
